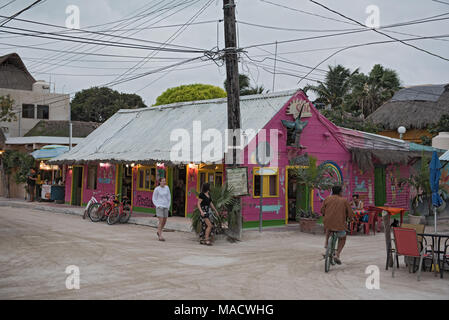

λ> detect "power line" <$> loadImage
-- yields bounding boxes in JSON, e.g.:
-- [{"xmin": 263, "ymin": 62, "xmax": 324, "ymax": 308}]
[
  {"xmin": 0, "ymin": 0, "xmax": 18, "ymax": 11},
  {"xmin": 0, "ymin": 0, "xmax": 44, "ymax": 27},
  {"xmin": 294, "ymin": 33, "xmax": 449, "ymax": 86},
  {"xmin": 309, "ymin": 0, "xmax": 449, "ymax": 62},
  {"xmin": 28, "ymin": 0, "xmax": 191, "ymax": 71},
  {"xmin": 259, "ymin": 0, "xmax": 358, "ymax": 26},
  {"xmin": 110, "ymin": 0, "xmax": 214, "ymax": 86}
]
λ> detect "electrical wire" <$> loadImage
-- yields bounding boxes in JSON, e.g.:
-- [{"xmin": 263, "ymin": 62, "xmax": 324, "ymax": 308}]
[{"xmin": 309, "ymin": 0, "xmax": 449, "ymax": 62}]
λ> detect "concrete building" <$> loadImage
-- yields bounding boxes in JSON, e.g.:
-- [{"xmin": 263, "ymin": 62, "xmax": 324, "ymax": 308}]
[{"xmin": 0, "ymin": 53, "xmax": 70, "ymax": 138}]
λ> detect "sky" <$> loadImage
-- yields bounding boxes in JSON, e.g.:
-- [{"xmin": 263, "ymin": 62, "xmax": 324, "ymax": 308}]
[{"xmin": 1, "ymin": 0, "xmax": 449, "ymax": 106}]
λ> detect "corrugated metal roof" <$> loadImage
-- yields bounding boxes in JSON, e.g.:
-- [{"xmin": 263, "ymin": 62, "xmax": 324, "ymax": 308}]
[
  {"xmin": 336, "ymin": 127, "xmax": 410, "ymax": 151},
  {"xmin": 51, "ymin": 90, "xmax": 298, "ymax": 164},
  {"xmin": 440, "ymin": 150, "xmax": 449, "ymax": 161},
  {"xmin": 390, "ymin": 84, "xmax": 446, "ymax": 102},
  {"xmin": 6, "ymin": 136, "xmax": 84, "ymax": 145}
]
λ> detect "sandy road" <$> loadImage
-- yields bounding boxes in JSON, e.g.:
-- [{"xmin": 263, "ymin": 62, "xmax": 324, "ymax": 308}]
[{"xmin": 0, "ymin": 206, "xmax": 448, "ymax": 300}]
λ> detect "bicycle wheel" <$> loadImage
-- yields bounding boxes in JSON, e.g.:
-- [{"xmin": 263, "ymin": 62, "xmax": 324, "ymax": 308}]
[
  {"xmin": 119, "ymin": 205, "xmax": 132, "ymax": 223},
  {"xmin": 96, "ymin": 204, "xmax": 110, "ymax": 222},
  {"xmin": 324, "ymin": 234, "xmax": 336, "ymax": 273},
  {"xmin": 88, "ymin": 203, "xmax": 102, "ymax": 222},
  {"xmin": 107, "ymin": 207, "xmax": 120, "ymax": 225}
]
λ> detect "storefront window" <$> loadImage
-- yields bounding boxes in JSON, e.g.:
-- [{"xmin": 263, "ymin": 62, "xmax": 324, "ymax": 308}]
[
  {"xmin": 253, "ymin": 167, "xmax": 278, "ymax": 197},
  {"xmin": 138, "ymin": 166, "xmax": 156, "ymax": 191}
]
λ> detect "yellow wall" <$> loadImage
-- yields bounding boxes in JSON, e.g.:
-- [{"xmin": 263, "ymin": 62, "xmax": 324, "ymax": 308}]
[{"xmin": 377, "ymin": 129, "xmax": 432, "ymax": 143}]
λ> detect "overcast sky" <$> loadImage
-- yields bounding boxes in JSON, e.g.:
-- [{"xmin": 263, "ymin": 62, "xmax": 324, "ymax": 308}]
[{"xmin": 1, "ymin": 0, "xmax": 449, "ymax": 106}]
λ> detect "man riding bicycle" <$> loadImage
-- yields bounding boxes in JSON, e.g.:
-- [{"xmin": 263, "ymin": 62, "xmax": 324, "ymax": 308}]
[{"xmin": 321, "ymin": 186, "xmax": 354, "ymax": 265}]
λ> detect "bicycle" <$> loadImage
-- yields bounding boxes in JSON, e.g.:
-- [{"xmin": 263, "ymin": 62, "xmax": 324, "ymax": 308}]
[
  {"xmin": 89, "ymin": 193, "xmax": 116, "ymax": 222},
  {"xmin": 107, "ymin": 196, "xmax": 132, "ymax": 225},
  {"xmin": 324, "ymin": 231, "xmax": 339, "ymax": 273},
  {"xmin": 83, "ymin": 190, "xmax": 104, "ymax": 220}
]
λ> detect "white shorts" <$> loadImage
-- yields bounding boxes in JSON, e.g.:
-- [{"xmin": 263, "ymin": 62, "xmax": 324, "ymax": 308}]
[{"xmin": 156, "ymin": 207, "xmax": 169, "ymax": 218}]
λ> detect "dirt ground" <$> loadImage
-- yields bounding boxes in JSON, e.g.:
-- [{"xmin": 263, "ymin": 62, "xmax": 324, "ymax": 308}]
[{"xmin": 0, "ymin": 206, "xmax": 448, "ymax": 300}]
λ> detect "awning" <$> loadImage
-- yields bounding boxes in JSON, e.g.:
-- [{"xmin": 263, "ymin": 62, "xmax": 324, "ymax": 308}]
[{"xmin": 31, "ymin": 145, "xmax": 69, "ymax": 160}]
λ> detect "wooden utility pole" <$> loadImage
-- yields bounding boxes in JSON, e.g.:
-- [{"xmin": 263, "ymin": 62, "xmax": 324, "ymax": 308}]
[{"xmin": 223, "ymin": 0, "xmax": 242, "ymax": 239}]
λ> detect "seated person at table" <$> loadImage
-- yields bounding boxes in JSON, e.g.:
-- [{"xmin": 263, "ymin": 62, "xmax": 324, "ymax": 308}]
[
  {"xmin": 321, "ymin": 186, "xmax": 354, "ymax": 265},
  {"xmin": 350, "ymin": 194, "xmax": 364, "ymax": 209}
]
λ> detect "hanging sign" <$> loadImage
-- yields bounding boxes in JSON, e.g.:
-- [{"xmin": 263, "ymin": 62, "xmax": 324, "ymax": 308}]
[{"xmin": 225, "ymin": 167, "xmax": 248, "ymax": 196}]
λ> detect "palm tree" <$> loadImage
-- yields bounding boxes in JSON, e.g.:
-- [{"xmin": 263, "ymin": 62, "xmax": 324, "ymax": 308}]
[
  {"xmin": 345, "ymin": 64, "xmax": 401, "ymax": 117},
  {"xmin": 304, "ymin": 65, "xmax": 358, "ymax": 109},
  {"xmin": 224, "ymin": 74, "xmax": 267, "ymax": 96}
]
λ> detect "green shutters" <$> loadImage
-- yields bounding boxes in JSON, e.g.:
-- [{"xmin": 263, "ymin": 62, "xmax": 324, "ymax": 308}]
[{"xmin": 374, "ymin": 166, "xmax": 386, "ymax": 206}]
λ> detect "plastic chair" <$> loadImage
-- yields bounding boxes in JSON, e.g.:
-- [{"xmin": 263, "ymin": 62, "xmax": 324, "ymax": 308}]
[
  {"xmin": 392, "ymin": 227, "xmax": 435, "ymax": 281},
  {"xmin": 360, "ymin": 211, "xmax": 376, "ymax": 235}
]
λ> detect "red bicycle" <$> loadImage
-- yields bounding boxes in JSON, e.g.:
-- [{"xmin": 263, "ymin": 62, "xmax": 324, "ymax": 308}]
[
  {"xmin": 107, "ymin": 195, "xmax": 132, "ymax": 225},
  {"xmin": 89, "ymin": 193, "xmax": 115, "ymax": 222}
]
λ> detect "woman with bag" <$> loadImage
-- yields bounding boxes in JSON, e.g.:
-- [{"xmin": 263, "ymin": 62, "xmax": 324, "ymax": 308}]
[{"xmin": 197, "ymin": 183, "xmax": 219, "ymax": 246}]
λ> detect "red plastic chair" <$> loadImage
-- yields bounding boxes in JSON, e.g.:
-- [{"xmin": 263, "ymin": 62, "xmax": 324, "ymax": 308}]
[
  {"xmin": 392, "ymin": 227, "xmax": 435, "ymax": 281},
  {"xmin": 360, "ymin": 211, "xmax": 376, "ymax": 235}
]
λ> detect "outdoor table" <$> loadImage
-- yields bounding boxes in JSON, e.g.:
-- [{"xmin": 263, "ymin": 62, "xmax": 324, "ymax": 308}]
[
  {"xmin": 417, "ymin": 232, "xmax": 449, "ymax": 278},
  {"xmin": 375, "ymin": 206, "xmax": 407, "ymax": 225}
]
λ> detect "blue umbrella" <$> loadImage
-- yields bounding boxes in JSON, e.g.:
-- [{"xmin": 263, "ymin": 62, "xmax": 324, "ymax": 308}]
[{"xmin": 430, "ymin": 151, "xmax": 442, "ymax": 232}]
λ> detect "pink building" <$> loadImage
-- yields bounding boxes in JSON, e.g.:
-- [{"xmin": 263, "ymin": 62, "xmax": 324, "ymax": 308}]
[{"xmin": 52, "ymin": 90, "xmax": 427, "ymax": 228}]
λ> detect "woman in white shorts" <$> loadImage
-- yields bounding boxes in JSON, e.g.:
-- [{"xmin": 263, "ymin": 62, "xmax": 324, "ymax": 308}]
[{"xmin": 152, "ymin": 178, "xmax": 171, "ymax": 241}]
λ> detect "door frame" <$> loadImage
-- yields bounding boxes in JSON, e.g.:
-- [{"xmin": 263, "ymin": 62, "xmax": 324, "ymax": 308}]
[
  {"xmin": 285, "ymin": 166, "xmax": 313, "ymax": 224},
  {"xmin": 70, "ymin": 165, "xmax": 84, "ymax": 206}
]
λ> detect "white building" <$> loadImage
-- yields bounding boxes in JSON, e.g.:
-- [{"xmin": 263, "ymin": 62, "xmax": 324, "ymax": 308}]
[{"xmin": 0, "ymin": 53, "xmax": 70, "ymax": 138}]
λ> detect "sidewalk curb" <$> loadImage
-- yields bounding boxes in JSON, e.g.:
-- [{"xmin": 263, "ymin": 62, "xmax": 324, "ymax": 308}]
[{"xmin": 0, "ymin": 200, "xmax": 192, "ymax": 233}]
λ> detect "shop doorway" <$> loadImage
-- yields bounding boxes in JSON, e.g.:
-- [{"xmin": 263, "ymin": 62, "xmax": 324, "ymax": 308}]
[
  {"xmin": 172, "ymin": 166, "xmax": 186, "ymax": 216},
  {"xmin": 286, "ymin": 167, "xmax": 308, "ymax": 223},
  {"xmin": 71, "ymin": 166, "xmax": 83, "ymax": 206},
  {"xmin": 116, "ymin": 165, "xmax": 133, "ymax": 202}
]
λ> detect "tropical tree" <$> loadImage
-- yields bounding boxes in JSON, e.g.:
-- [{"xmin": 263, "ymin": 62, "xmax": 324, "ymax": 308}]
[
  {"xmin": 344, "ymin": 64, "xmax": 401, "ymax": 117},
  {"xmin": 71, "ymin": 87, "xmax": 147, "ymax": 123},
  {"xmin": 0, "ymin": 95, "xmax": 17, "ymax": 122},
  {"xmin": 224, "ymin": 74, "xmax": 267, "ymax": 96},
  {"xmin": 191, "ymin": 183, "xmax": 240, "ymax": 236},
  {"xmin": 0, "ymin": 150, "xmax": 35, "ymax": 198},
  {"xmin": 292, "ymin": 156, "xmax": 335, "ymax": 219},
  {"xmin": 304, "ymin": 65, "xmax": 358, "ymax": 109},
  {"xmin": 154, "ymin": 84, "xmax": 227, "ymax": 106}
]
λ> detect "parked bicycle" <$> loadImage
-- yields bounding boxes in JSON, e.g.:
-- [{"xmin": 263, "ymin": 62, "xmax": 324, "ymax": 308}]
[
  {"xmin": 89, "ymin": 193, "xmax": 115, "ymax": 222},
  {"xmin": 84, "ymin": 190, "xmax": 104, "ymax": 220},
  {"xmin": 107, "ymin": 195, "xmax": 132, "ymax": 225}
]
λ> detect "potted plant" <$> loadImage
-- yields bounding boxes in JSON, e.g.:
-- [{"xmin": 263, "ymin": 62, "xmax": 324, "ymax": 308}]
[
  {"xmin": 292, "ymin": 156, "xmax": 334, "ymax": 232},
  {"xmin": 296, "ymin": 208, "xmax": 321, "ymax": 233},
  {"xmin": 408, "ymin": 211, "xmax": 422, "ymax": 225},
  {"xmin": 399, "ymin": 153, "xmax": 433, "ymax": 225}
]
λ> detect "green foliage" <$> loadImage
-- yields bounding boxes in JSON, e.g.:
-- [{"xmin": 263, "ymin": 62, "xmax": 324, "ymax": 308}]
[
  {"xmin": 71, "ymin": 87, "xmax": 147, "ymax": 123},
  {"xmin": 399, "ymin": 154, "xmax": 431, "ymax": 215},
  {"xmin": 154, "ymin": 84, "xmax": 227, "ymax": 106},
  {"xmin": 292, "ymin": 156, "xmax": 335, "ymax": 216},
  {"xmin": 224, "ymin": 74, "xmax": 267, "ymax": 96},
  {"xmin": 420, "ymin": 135, "xmax": 432, "ymax": 146},
  {"xmin": 320, "ymin": 107, "xmax": 381, "ymax": 133},
  {"xmin": 429, "ymin": 114, "xmax": 449, "ymax": 135},
  {"xmin": 304, "ymin": 65, "xmax": 358, "ymax": 109},
  {"xmin": 296, "ymin": 208, "xmax": 320, "ymax": 221},
  {"xmin": 190, "ymin": 183, "xmax": 241, "ymax": 235},
  {"xmin": 306, "ymin": 64, "xmax": 401, "ymax": 127},
  {"xmin": 0, "ymin": 95, "xmax": 17, "ymax": 122},
  {"xmin": 344, "ymin": 64, "xmax": 401, "ymax": 117},
  {"xmin": 2, "ymin": 150, "xmax": 35, "ymax": 184}
]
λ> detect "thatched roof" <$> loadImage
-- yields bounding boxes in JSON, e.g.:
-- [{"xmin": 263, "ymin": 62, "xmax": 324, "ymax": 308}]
[
  {"xmin": 350, "ymin": 147, "xmax": 442, "ymax": 172},
  {"xmin": 24, "ymin": 120, "xmax": 100, "ymax": 138},
  {"xmin": 367, "ymin": 84, "xmax": 449, "ymax": 130},
  {"xmin": 0, "ymin": 53, "xmax": 36, "ymax": 90}
]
